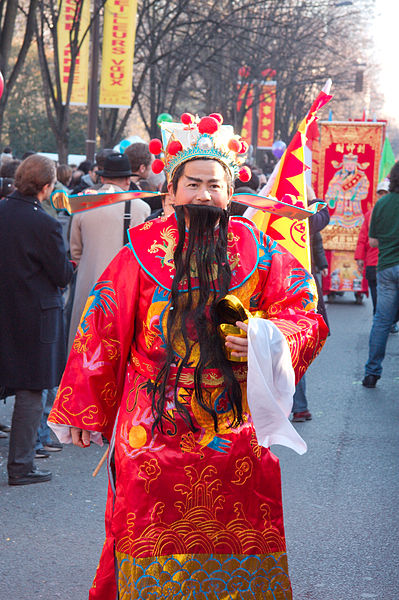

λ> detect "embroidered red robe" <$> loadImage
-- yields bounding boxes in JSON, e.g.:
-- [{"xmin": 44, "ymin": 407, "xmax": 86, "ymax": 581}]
[{"xmin": 49, "ymin": 213, "xmax": 328, "ymax": 600}]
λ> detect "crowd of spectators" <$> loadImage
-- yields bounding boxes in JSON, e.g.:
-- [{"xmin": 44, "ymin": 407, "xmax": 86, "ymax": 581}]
[{"xmin": 1, "ymin": 140, "xmax": 396, "ymax": 484}]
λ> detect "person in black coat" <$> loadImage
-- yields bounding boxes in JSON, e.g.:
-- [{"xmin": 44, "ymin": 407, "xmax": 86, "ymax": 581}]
[{"xmin": 0, "ymin": 154, "xmax": 73, "ymax": 485}]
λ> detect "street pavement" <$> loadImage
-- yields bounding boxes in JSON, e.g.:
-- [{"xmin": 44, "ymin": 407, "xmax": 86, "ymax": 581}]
[{"xmin": 0, "ymin": 293, "xmax": 398, "ymax": 599}]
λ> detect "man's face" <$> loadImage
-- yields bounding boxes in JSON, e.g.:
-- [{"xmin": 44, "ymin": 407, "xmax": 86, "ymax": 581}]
[
  {"xmin": 90, "ymin": 166, "xmax": 99, "ymax": 184},
  {"xmin": 142, "ymin": 161, "xmax": 152, "ymax": 179},
  {"xmin": 168, "ymin": 159, "xmax": 232, "ymax": 210},
  {"xmin": 41, "ymin": 178, "xmax": 56, "ymax": 202}
]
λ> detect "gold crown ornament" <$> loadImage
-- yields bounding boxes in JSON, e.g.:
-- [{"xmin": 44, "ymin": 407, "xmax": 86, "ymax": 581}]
[{"xmin": 149, "ymin": 113, "xmax": 252, "ymax": 183}]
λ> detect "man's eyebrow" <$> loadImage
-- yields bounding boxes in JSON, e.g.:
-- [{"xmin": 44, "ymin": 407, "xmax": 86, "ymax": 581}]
[{"xmin": 184, "ymin": 175, "xmax": 223, "ymax": 183}]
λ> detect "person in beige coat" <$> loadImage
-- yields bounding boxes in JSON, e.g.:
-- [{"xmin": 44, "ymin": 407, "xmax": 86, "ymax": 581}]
[{"xmin": 68, "ymin": 153, "xmax": 150, "ymax": 350}]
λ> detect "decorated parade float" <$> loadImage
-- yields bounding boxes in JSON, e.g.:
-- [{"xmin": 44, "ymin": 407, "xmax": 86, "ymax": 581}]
[{"xmin": 312, "ymin": 119, "xmax": 388, "ymax": 302}]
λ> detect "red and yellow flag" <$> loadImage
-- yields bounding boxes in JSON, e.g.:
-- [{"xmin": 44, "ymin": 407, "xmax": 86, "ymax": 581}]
[{"xmin": 252, "ymin": 85, "xmax": 332, "ymax": 270}]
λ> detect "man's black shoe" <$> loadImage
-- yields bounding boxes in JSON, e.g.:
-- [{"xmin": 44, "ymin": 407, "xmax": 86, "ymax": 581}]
[
  {"xmin": 362, "ymin": 374, "xmax": 380, "ymax": 388},
  {"xmin": 35, "ymin": 448, "xmax": 50, "ymax": 459},
  {"xmin": 8, "ymin": 466, "xmax": 52, "ymax": 486}
]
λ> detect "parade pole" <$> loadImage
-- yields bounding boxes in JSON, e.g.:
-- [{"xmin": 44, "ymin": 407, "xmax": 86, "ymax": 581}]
[
  {"xmin": 251, "ymin": 79, "xmax": 259, "ymax": 165},
  {"xmin": 86, "ymin": 0, "xmax": 101, "ymax": 162}
]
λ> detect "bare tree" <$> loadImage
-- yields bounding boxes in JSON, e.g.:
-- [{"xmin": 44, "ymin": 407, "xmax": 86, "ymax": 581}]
[
  {"xmin": 35, "ymin": 0, "xmax": 106, "ymax": 162},
  {"xmin": 94, "ymin": 0, "xmax": 375, "ymax": 152},
  {"xmin": 4, "ymin": 0, "xmax": 375, "ymax": 160},
  {"xmin": 0, "ymin": 0, "xmax": 38, "ymax": 143},
  {"xmin": 98, "ymin": 0, "xmax": 200, "ymax": 146}
]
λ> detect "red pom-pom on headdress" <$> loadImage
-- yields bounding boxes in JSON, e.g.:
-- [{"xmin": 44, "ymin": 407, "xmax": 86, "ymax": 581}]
[
  {"xmin": 168, "ymin": 140, "xmax": 183, "ymax": 156},
  {"xmin": 238, "ymin": 166, "xmax": 251, "ymax": 182},
  {"xmin": 238, "ymin": 141, "xmax": 249, "ymax": 154},
  {"xmin": 152, "ymin": 159, "xmax": 165, "ymax": 174},
  {"xmin": 181, "ymin": 112, "xmax": 195, "ymax": 125},
  {"xmin": 149, "ymin": 138, "xmax": 162, "ymax": 155},
  {"xmin": 209, "ymin": 113, "xmax": 223, "ymax": 125},
  {"xmin": 228, "ymin": 138, "xmax": 241, "ymax": 152},
  {"xmin": 198, "ymin": 116, "xmax": 219, "ymax": 135}
]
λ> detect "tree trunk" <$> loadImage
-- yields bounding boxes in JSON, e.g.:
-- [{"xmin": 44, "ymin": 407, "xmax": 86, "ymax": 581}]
[
  {"xmin": 0, "ymin": 0, "xmax": 18, "ymax": 78},
  {"xmin": 56, "ymin": 134, "xmax": 69, "ymax": 164}
]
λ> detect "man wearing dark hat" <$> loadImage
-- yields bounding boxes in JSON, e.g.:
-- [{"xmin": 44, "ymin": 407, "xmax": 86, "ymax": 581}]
[{"xmin": 68, "ymin": 153, "xmax": 150, "ymax": 348}]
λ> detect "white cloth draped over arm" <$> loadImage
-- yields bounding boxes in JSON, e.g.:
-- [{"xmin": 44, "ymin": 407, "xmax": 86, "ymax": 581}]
[{"xmin": 247, "ymin": 317, "xmax": 307, "ymax": 455}]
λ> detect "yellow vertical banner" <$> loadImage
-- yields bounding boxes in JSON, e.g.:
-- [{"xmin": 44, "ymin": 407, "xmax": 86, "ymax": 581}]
[
  {"xmin": 99, "ymin": 0, "xmax": 138, "ymax": 108},
  {"xmin": 57, "ymin": 0, "xmax": 90, "ymax": 105}
]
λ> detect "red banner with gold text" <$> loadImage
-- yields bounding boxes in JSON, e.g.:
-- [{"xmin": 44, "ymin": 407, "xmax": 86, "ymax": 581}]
[{"xmin": 257, "ymin": 82, "xmax": 276, "ymax": 149}]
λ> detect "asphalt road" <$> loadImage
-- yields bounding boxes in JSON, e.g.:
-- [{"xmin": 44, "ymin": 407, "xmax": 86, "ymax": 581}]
[{"xmin": 0, "ymin": 293, "xmax": 398, "ymax": 599}]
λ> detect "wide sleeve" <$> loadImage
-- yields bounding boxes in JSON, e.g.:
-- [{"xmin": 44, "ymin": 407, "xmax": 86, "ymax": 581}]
[
  {"xmin": 48, "ymin": 245, "xmax": 140, "ymax": 440},
  {"xmin": 253, "ymin": 231, "xmax": 329, "ymax": 383}
]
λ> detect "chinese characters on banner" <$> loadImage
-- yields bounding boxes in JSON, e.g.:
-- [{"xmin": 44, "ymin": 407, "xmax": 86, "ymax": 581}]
[
  {"xmin": 315, "ymin": 121, "xmax": 385, "ymax": 293},
  {"xmin": 257, "ymin": 82, "xmax": 276, "ymax": 149},
  {"xmin": 57, "ymin": 0, "xmax": 90, "ymax": 105},
  {"xmin": 99, "ymin": 0, "xmax": 138, "ymax": 108},
  {"xmin": 237, "ymin": 84, "xmax": 253, "ymax": 144}
]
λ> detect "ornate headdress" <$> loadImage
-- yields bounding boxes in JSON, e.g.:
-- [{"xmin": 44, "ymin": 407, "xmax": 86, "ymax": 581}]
[
  {"xmin": 149, "ymin": 113, "xmax": 252, "ymax": 183},
  {"xmin": 51, "ymin": 110, "xmax": 327, "ymax": 222}
]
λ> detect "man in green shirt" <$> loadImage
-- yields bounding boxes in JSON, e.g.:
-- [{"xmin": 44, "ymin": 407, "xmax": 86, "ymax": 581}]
[{"xmin": 363, "ymin": 161, "xmax": 399, "ymax": 387}]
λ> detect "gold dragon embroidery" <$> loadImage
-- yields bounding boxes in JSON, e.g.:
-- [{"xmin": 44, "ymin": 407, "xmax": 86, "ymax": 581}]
[{"xmin": 148, "ymin": 226, "xmax": 177, "ymax": 271}]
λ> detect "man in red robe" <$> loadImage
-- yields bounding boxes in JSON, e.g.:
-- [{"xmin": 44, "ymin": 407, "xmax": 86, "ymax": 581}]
[{"xmin": 49, "ymin": 115, "xmax": 328, "ymax": 599}]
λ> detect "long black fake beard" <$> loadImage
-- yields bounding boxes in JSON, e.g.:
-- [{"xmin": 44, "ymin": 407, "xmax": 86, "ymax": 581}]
[{"xmin": 150, "ymin": 204, "xmax": 243, "ymax": 435}]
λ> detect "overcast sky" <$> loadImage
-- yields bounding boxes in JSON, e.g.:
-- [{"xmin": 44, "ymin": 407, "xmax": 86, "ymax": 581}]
[{"xmin": 374, "ymin": 0, "xmax": 398, "ymax": 121}]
